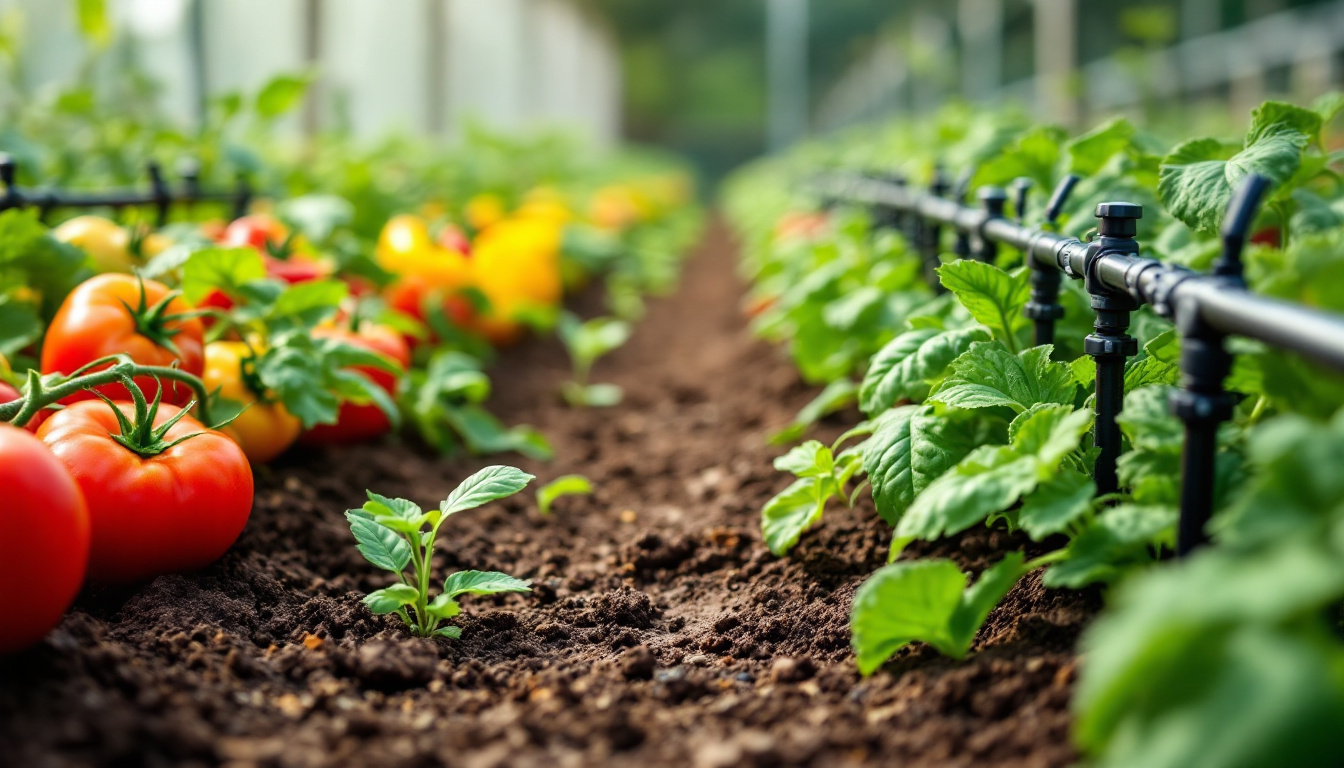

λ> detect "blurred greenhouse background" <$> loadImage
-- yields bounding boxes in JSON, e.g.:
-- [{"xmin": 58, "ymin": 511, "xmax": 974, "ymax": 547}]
[{"xmin": 0, "ymin": 0, "xmax": 1341, "ymax": 182}]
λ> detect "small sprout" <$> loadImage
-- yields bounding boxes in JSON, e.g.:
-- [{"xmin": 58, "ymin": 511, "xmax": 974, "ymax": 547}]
[
  {"xmin": 537, "ymin": 474, "xmax": 594, "ymax": 515},
  {"xmin": 558, "ymin": 311, "xmax": 630, "ymax": 407},
  {"xmin": 346, "ymin": 465, "xmax": 534, "ymax": 638}
]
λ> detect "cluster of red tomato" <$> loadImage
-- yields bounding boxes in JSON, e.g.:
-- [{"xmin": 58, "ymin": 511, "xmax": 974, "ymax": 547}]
[{"xmin": 0, "ymin": 214, "xmax": 410, "ymax": 654}]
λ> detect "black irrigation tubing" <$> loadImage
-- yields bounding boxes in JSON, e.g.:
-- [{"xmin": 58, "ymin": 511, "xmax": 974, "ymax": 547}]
[
  {"xmin": 0, "ymin": 154, "xmax": 253, "ymax": 227},
  {"xmin": 816, "ymin": 170, "xmax": 1344, "ymax": 557}
]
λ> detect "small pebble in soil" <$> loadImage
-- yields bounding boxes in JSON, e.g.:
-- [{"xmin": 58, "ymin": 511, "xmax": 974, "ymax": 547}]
[
  {"xmin": 620, "ymin": 646, "xmax": 657, "ymax": 680},
  {"xmin": 769, "ymin": 656, "xmax": 816, "ymax": 683}
]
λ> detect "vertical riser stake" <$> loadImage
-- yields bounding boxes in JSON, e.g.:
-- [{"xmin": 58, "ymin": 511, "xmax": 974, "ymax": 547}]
[
  {"xmin": 1171, "ymin": 173, "xmax": 1270, "ymax": 555},
  {"xmin": 1084, "ymin": 202, "xmax": 1143, "ymax": 496}
]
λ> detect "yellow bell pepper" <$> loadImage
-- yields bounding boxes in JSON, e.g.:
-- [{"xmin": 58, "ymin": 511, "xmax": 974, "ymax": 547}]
[
  {"xmin": 203, "ymin": 341, "xmax": 302, "ymax": 463},
  {"xmin": 376, "ymin": 214, "xmax": 473, "ymax": 288},
  {"xmin": 469, "ymin": 217, "xmax": 564, "ymax": 344}
]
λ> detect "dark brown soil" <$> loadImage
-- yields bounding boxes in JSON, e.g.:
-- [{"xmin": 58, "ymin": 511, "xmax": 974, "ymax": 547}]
[{"xmin": 0, "ymin": 222, "xmax": 1097, "ymax": 768}]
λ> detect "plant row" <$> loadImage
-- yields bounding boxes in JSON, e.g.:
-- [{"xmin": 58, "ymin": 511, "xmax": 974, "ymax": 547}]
[
  {"xmin": 0, "ymin": 103, "xmax": 702, "ymax": 655},
  {"xmin": 722, "ymin": 95, "xmax": 1344, "ymax": 768}
]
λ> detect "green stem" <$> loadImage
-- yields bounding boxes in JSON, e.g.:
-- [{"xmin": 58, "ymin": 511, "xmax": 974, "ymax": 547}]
[
  {"xmin": 1247, "ymin": 394, "xmax": 1269, "ymax": 426},
  {"xmin": 0, "ymin": 355, "xmax": 212, "ymax": 427},
  {"xmin": 1024, "ymin": 549, "xmax": 1069, "ymax": 571}
]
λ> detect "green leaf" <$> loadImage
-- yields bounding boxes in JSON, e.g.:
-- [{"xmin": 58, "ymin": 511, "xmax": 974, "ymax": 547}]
[
  {"xmin": 363, "ymin": 492, "xmax": 423, "ymax": 522},
  {"xmin": 76, "ymin": 0, "xmax": 111, "ymax": 47},
  {"xmin": 362, "ymin": 584, "xmax": 420, "ymax": 614},
  {"xmin": 562, "ymin": 382, "xmax": 624, "ymax": 407},
  {"xmin": 895, "ymin": 445, "xmax": 1039, "ymax": 541},
  {"xmin": 761, "ymin": 476, "xmax": 829, "ymax": 555},
  {"xmin": 433, "ymin": 626, "xmax": 463, "ymax": 639},
  {"xmin": 1019, "ymin": 469, "xmax": 1096, "ymax": 539},
  {"xmin": 345, "ymin": 511, "xmax": 412, "ymax": 572},
  {"xmin": 443, "ymin": 570, "xmax": 532, "ymax": 598},
  {"xmin": 1044, "ymin": 504, "xmax": 1175, "ymax": 588},
  {"xmin": 946, "ymin": 552, "xmax": 1030, "ymax": 651},
  {"xmin": 1116, "ymin": 386, "xmax": 1183, "ymax": 451},
  {"xmin": 266, "ymin": 279, "xmax": 348, "ymax": 330},
  {"xmin": 1066, "ymin": 117, "xmax": 1137, "ymax": 177},
  {"xmin": 427, "ymin": 593, "xmax": 461, "ymax": 619},
  {"xmin": 1247, "ymin": 101, "xmax": 1323, "ymax": 147},
  {"xmin": 1009, "ymin": 404, "xmax": 1094, "ymax": 470},
  {"xmin": 179, "ymin": 247, "xmax": 266, "ymax": 304},
  {"xmin": 0, "ymin": 297, "xmax": 42, "ymax": 358},
  {"xmin": 852, "ymin": 559, "xmax": 966, "ymax": 673},
  {"xmin": 537, "ymin": 474, "xmax": 593, "ymax": 515},
  {"xmin": 860, "ymin": 327, "xmax": 990, "ymax": 415},
  {"xmin": 931, "ymin": 343, "xmax": 1077, "ymax": 414},
  {"xmin": 774, "ymin": 440, "xmax": 835, "ymax": 478},
  {"xmin": 1159, "ymin": 127, "xmax": 1308, "ymax": 233},
  {"xmin": 852, "ymin": 553, "xmax": 1031, "ymax": 674},
  {"xmin": 441, "ymin": 465, "xmax": 535, "ymax": 517},
  {"xmin": 255, "ymin": 72, "xmax": 312, "ymax": 119},
  {"xmin": 440, "ymin": 404, "xmax": 554, "ymax": 460},
  {"xmin": 935, "ymin": 261, "xmax": 1030, "ymax": 349},
  {"xmin": 558, "ymin": 313, "xmax": 631, "ymax": 370}
]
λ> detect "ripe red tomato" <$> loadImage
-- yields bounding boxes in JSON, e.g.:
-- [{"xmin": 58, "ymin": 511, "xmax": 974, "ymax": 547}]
[
  {"xmin": 384, "ymin": 276, "xmax": 475, "ymax": 347},
  {"xmin": 300, "ymin": 324, "xmax": 410, "ymax": 444},
  {"xmin": 41, "ymin": 274, "xmax": 205, "ymax": 406},
  {"xmin": 38, "ymin": 400, "xmax": 253, "ymax": 585},
  {"xmin": 0, "ymin": 424, "xmax": 90, "ymax": 653},
  {"xmin": 0, "ymin": 380, "xmax": 18, "ymax": 406},
  {"xmin": 221, "ymin": 214, "xmax": 290, "ymax": 253}
]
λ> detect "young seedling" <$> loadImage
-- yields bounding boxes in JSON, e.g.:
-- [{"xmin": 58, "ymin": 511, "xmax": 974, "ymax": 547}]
[
  {"xmin": 557, "ymin": 311, "xmax": 630, "ymax": 407},
  {"xmin": 347, "ymin": 465, "xmax": 535, "ymax": 638},
  {"xmin": 536, "ymin": 474, "xmax": 594, "ymax": 515}
]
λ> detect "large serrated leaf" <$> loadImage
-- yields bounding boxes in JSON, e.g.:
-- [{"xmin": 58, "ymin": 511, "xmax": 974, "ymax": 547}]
[
  {"xmin": 936, "ymin": 261, "xmax": 1030, "ymax": 348},
  {"xmin": 896, "ymin": 445, "xmax": 1040, "ymax": 541},
  {"xmin": 931, "ymin": 343, "xmax": 1077, "ymax": 414},
  {"xmin": 860, "ymin": 327, "xmax": 990, "ymax": 415}
]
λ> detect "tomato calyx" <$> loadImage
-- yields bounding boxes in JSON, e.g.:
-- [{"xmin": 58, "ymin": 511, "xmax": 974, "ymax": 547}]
[
  {"xmin": 92, "ymin": 374, "xmax": 206, "ymax": 457},
  {"xmin": 117, "ymin": 277, "xmax": 201, "ymax": 357},
  {"xmin": 0, "ymin": 354, "xmax": 214, "ymax": 428}
]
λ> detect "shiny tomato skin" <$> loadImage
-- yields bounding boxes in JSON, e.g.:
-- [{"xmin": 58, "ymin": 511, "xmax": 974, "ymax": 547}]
[
  {"xmin": 263, "ymin": 254, "xmax": 329, "ymax": 284},
  {"xmin": 41, "ymin": 274, "xmax": 205, "ymax": 406},
  {"xmin": 38, "ymin": 400, "xmax": 253, "ymax": 585},
  {"xmin": 299, "ymin": 325, "xmax": 409, "ymax": 444},
  {"xmin": 0, "ymin": 380, "xmax": 18, "ymax": 405},
  {"xmin": 0, "ymin": 424, "xmax": 90, "ymax": 653},
  {"xmin": 221, "ymin": 214, "xmax": 289, "ymax": 252}
]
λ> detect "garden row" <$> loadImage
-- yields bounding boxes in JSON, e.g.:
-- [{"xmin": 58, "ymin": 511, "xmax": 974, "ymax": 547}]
[
  {"xmin": 722, "ymin": 96, "xmax": 1344, "ymax": 768},
  {"xmin": 0, "ymin": 72, "xmax": 703, "ymax": 655}
]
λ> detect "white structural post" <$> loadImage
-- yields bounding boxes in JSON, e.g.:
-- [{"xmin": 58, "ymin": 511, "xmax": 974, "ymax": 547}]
[
  {"xmin": 1032, "ymin": 0, "xmax": 1078, "ymax": 126},
  {"xmin": 959, "ymin": 0, "xmax": 1004, "ymax": 102},
  {"xmin": 766, "ymin": 0, "xmax": 809, "ymax": 152}
]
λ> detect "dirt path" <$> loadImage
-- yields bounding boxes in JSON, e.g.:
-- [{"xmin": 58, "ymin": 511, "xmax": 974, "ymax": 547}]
[{"xmin": 0, "ymin": 222, "xmax": 1093, "ymax": 768}]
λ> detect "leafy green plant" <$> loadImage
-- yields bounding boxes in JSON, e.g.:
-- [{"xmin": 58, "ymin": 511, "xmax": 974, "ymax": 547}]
[
  {"xmin": 347, "ymin": 466, "xmax": 534, "ymax": 638},
  {"xmin": 557, "ymin": 312, "xmax": 631, "ymax": 407}
]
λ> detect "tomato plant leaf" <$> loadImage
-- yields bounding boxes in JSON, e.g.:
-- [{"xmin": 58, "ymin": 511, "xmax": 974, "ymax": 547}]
[
  {"xmin": 345, "ymin": 511, "xmax": 412, "ymax": 572},
  {"xmin": 362, "ymin": 584, "xmax": 419, "ymax": 614},
  {"xmin": 443, "ymin": 570, "xmax": 532, "ymax": 598},
  {"xmin": 441, "ymin": 465, "xmax": 535, "ymax": 517},
  {"xmin": 1159, "ymin": 125, "xmax": 1308, "ymax": 233},
  {"xmin": 896, "ymin": 445, "xmax": 1038, "ymax": 541},
  {"xmin": 774, "ymin": 440, "xmax": 835, "ymax": 478},
  {"xmin": 179, "ymin": 247, "xmax": 266, "ymax": 304}
]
